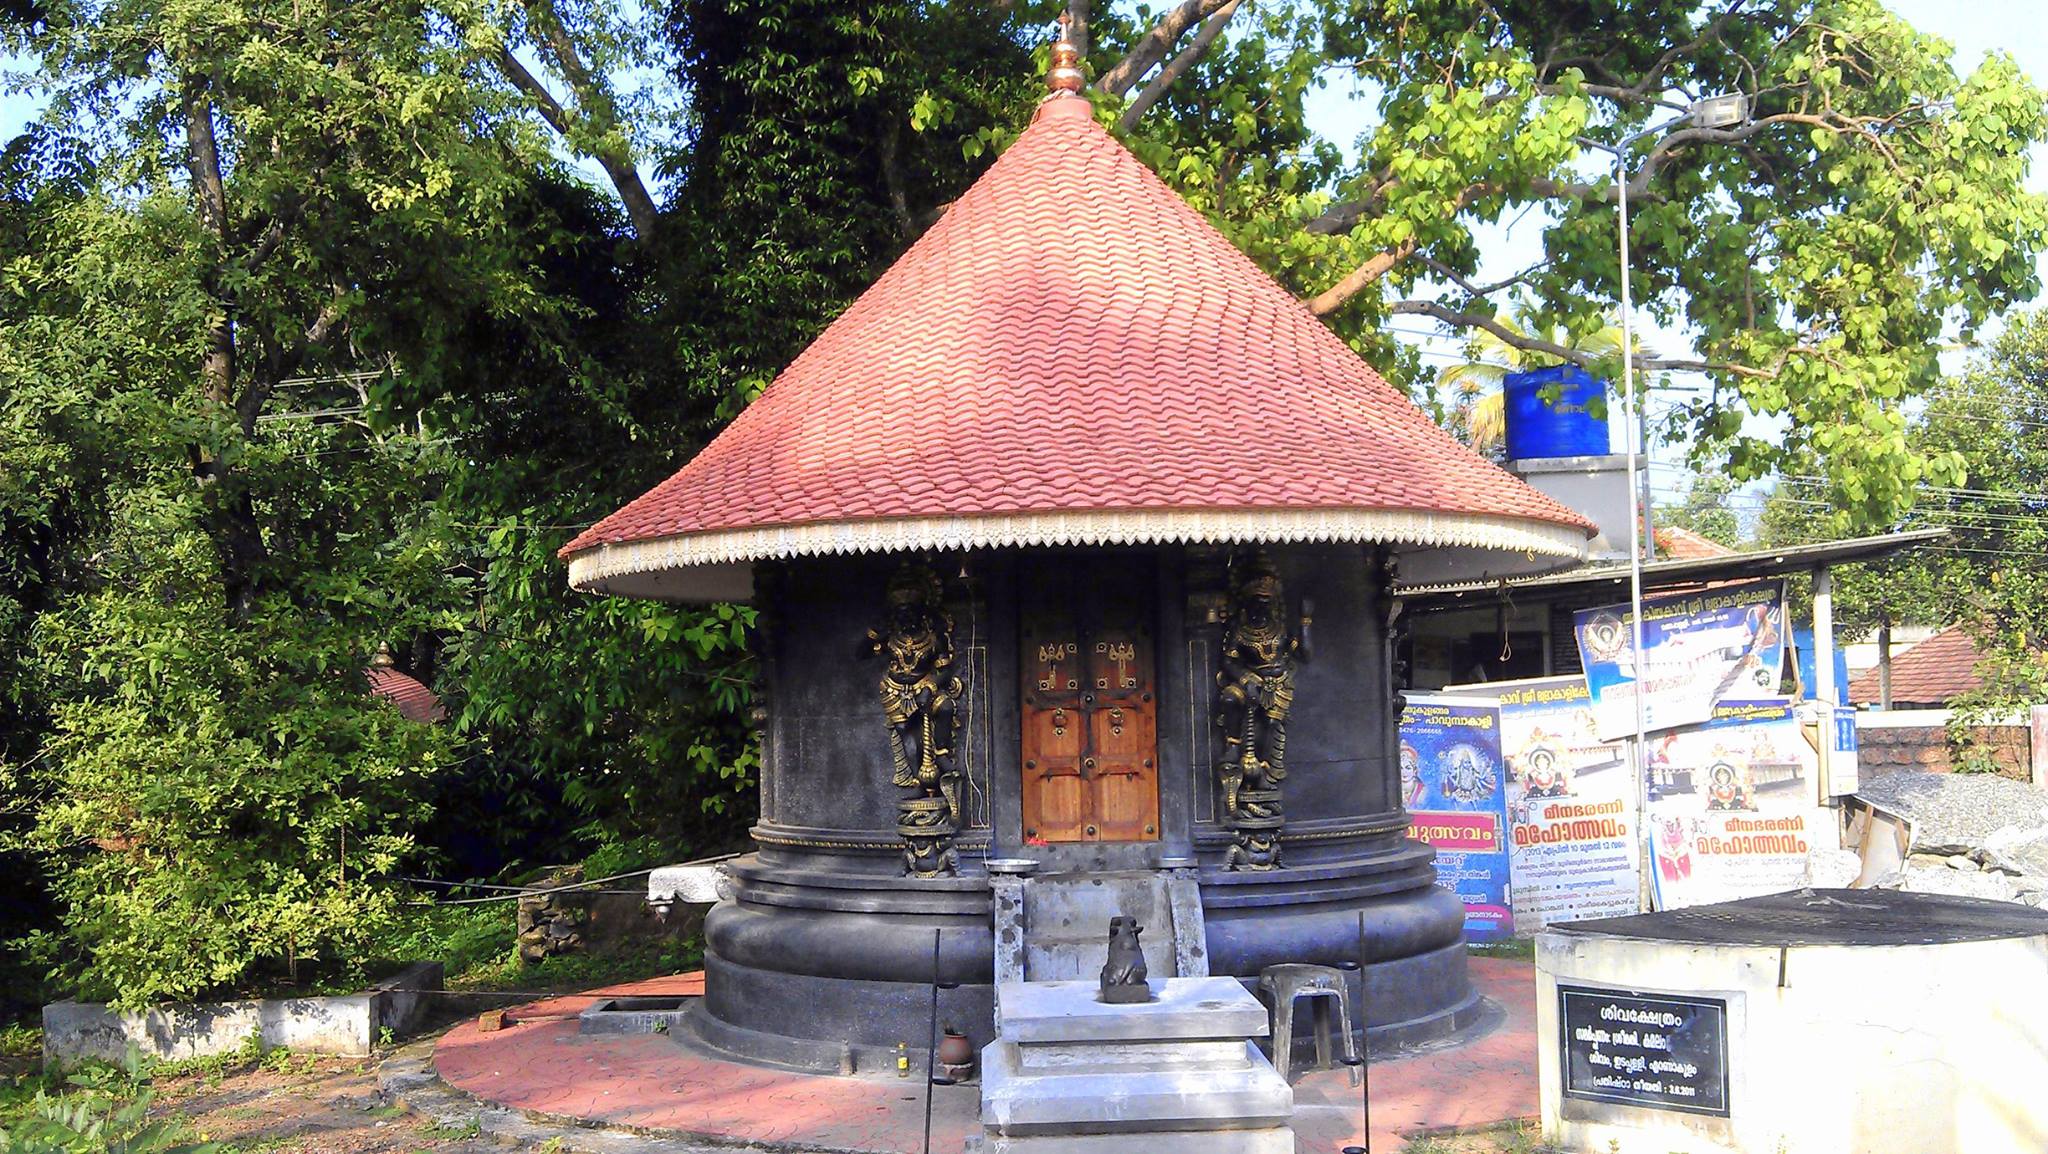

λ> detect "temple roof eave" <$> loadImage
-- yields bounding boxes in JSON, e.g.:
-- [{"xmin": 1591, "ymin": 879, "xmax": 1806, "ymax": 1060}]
[{"xmin": 565, "ymin": 506, "xmax": 1591, "ymax": 602}]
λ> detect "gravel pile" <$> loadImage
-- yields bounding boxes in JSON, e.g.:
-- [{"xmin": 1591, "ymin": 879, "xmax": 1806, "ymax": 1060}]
[{"xmin": 1855, "ymin": 771, "xmax": 2048, "ymax": 906}]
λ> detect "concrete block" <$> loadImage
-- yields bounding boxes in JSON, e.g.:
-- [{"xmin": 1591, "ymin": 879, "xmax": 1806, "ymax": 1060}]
[
  {"xmin": 578, "ymin": 995, "xmax": 694, "ymax": 1036},
  {"xmin": 1021, "ymin": 873, "xmax": 1180, "ymax": 982},
  {"xmin": 42, "ymin": 961, "xmax": 445, "ymax": 1066},
  {"xmin": 996, "ymin": 978, "xmax": 1268, "ymax": 1044},
  {"xmin": 981, "ymin": 1039, "xmax": 1291, "ymax": 1134},
  {"xmin": 970, "ymin": 1128, "xmax": 1296, "ymax": 1153}
]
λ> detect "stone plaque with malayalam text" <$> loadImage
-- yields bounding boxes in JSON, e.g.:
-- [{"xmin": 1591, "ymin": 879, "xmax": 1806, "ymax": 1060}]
[{"xmin": 1559, "ymin": 985, "xmax": 1729, "ymax": 1118}]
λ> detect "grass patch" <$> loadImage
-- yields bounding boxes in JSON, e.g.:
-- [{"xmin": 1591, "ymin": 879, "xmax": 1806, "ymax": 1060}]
[
  {"xmin": 1468, "ymin": 937, "xmax": 1535, "ymax": 961},
  {"xmin": 0, "ymin": 1025, "xmax": 40, "ymax": 1061},
  {"xmin": 1400, "ymin": 1120, "xmax": 1561, "ymax": 1153},
  {"xmin": 448, "ymin": 932, "xmax": 703, "ymax": 994}
]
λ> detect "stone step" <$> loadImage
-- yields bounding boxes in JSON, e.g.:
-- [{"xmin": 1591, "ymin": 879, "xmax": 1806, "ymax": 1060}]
[
  {"xmin": 967, "ymin": 1127, "xmax": 1297, "ymax": 1153},
  {"xmin": 980, "ymin": 1039, "xmax": 1293, "ymax": 1134}
]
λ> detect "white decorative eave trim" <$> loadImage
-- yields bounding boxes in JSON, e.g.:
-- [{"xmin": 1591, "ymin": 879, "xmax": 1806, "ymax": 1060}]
[{"xmin": 565, "ymin": 508, "xmax": 1592, "ymax": 602}]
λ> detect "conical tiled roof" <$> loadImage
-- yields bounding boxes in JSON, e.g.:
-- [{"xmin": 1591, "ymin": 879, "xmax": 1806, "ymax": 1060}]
[{"xmin": 564, "ymin": 95, "xmax": 1592, "ymax": 601}]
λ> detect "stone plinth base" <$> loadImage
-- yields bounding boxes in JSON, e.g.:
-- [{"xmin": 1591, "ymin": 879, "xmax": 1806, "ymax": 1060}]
[
  {"xmin": 974, "ymin": 977, "xmax": 1294, "ymax": 1153},
  {"xmin": 1540, "ymin": 889, "xmax": 2048, "ymax": 1154}
]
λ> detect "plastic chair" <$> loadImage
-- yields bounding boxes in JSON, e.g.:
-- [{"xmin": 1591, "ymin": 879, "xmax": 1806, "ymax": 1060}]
[{"xmin": 1255, "ymin": 962, "xmax": 1361, "ymax": 1085}]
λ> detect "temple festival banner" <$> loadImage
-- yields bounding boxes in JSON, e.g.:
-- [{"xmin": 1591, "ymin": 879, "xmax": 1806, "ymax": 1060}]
[
  {"xmin": 1573, "ymin": 580, "xmax": 1788, "ymax": 741},
  {"xmin": 1644, "ymin": 699, "xmax": 1828, "ymax": 910},
  {"xmin": 1399, "ymin": 695, "xmax": 1513, "ymax": 943},
  {"xmin": 1447, "ymin": 676, "xmax": 1640, "ymax": 931}
]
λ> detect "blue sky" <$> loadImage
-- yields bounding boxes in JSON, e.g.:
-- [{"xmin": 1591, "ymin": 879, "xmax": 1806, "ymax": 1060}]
[{"xmin": 5, "ymin": 2, "xmax": 2044, "ymax": 498}]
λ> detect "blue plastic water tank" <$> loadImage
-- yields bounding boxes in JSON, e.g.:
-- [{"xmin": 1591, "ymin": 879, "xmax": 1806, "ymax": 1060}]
[{"xmin": 1502, "ymin": 365, "xmax": 1609, "ymax": 460}]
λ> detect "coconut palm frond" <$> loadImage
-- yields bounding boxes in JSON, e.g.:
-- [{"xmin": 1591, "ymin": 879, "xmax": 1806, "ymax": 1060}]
[
  {"xmin": 1435, "ymin": 360, "xmax": 1507, "ymax": 399},
  {"xmin": 1466, "ymin": 389, "xmax": 1506, "ymax": 450}
]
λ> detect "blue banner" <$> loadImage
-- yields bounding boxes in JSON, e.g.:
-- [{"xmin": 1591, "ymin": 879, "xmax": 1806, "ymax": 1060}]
[
  {"xmin": 1400, "ymin": 695, "xmax": 1513, "ymax": 943},
  {"xmin": 1574, "ymin": 579, "xmax": 1787, "ymax": 740}
]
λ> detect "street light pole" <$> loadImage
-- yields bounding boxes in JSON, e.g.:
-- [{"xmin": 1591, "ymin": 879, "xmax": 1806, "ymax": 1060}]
[
  {"xmin": 1584, "ymin": 93, "xmax": 1747, "ymax": 910},
  {"xmin": 1612, "ymin": 151, "xmax": 1653, "ymax": 860}
]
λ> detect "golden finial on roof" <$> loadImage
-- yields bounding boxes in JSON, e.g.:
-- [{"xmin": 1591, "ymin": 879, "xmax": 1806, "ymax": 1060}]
[{"xmin": 1046, "ymin": 13, "xmax": 1085, "ymax": 97}]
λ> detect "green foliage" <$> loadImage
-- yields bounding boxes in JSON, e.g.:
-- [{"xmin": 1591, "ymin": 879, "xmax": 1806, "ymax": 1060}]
[
  {"xmin": 1115, "ymin": 1, "xmax": 2048, "ymax": 530},
  {"xmin": 1757, "ymin": 308, "xmax": 2048, "ymax": 713},
  {"xmin": 0, "ymin": 1057, "xmax": 222, "ymax": 1154},
  {"xmin": 0, "ymin": 0, "xmax": 535, "ymax": 1004}
]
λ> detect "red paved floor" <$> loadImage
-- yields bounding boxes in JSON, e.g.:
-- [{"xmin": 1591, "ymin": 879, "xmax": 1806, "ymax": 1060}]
[{"xmin": 434, "ymin": 957, "xmax": 1536, "ymax": 1152}]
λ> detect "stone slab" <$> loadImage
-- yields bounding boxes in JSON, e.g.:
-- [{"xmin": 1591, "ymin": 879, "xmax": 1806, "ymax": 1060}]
[
  {"xmin": 1165, "ymin": 874, "xmax": 1211, "ymax": 978},
  {"xmin": 647, "ymin": 863, "xmax": 731, "ymax": 905},
  {"xmin": 996, "ymin": 977, "xmax": 1268, "ymax": 1044},
  {"xmin": 965, "ymin": 1127, "xmax": 1296, "ymax": 1153},
  {"xmin": 992, "ymin": 877, "xmax": 1029, "ymax": 986},
  {"xmin": 1016, "ymin": 1037, "xmax": 1250, "ymax": 1073},
  {"xmin": 980, "ymin": 1039, "xmax": 1291, "ymax": 1133}
]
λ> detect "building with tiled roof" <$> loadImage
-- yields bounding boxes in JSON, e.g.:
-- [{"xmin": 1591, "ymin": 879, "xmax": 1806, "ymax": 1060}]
[
  {"xmin": 1847, "ymin": 625, "xmax": 1990, "ymax": 709},
  {"xmin": 562, "ymin": 79, "xmax": 1589, "ymax": 601},
  {"xmin": 366, "ymin": 649, "xmax": 445, "ymax": 725},
  {"xmin": 555, "ymin": 35, "xmax": 1595, "ymax": 1079},
  {"xmin": 1653, "ymin": 525, "xmax": 1737, "ymax": 560}
]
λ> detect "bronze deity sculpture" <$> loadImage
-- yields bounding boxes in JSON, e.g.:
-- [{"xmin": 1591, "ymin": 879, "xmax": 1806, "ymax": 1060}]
[
  {"xmin": 1216, "ymin": 552, "xmax": 1311, "ymax": 871},
  {"xmin": 860, "ymin": 563, "xmax": 966, "ymax": 877}
]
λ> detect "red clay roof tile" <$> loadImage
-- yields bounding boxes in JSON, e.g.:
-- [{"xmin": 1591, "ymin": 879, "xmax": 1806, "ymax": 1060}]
[{"xmin": 563, "ymin": 97, "xmax": 1592, "ymax": 562}]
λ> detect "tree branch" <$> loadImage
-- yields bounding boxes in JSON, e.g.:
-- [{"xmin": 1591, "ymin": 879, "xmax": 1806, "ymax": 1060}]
[
  {"xmin": 1096, "ymin": 0, "xmax": 1236, "ymax": 98},
  {"xmin": 1419, "ymin": 255, "xmax": 1546, "ymax": 300},
  {"xmin": 239, "ymin": 286, "xmax": 349, "ymax": 436},
  {"xmin": 1307, "ymin": 183, "xmax": 1491, "ymax": 315},
  {"xmin": 1119, "ymin": 0, "xmax": 1243, "ymax": 131},
  {"xmin": 496, "ymin": 47, "xmax": 574, "ymax": 138},
  {"xmin": 1308, "ymin": 245, "xmax": 1415, "ymax": 316},
  {"xmin": 181, "ymin": 76, "xmax": 238, "ymax": 417},
  {"xmin": 1388, "ymin": 299, "xmax": 1784, "ymax": 378},
  {"xmin": 495, "ymin": 6, "xmax": 660, "ymax": 240}
]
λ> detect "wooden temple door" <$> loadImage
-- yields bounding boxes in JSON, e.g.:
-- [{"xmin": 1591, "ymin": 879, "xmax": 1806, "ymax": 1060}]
[{"xmin": 1019, "ymin": 557, "xmax": 1159, "ymax": 842}]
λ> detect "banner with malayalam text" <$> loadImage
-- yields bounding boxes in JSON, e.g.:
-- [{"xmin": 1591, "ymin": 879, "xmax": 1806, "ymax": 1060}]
[
  {"xmin": 1644, "ymin": 699, "xmax": 1827, "ymax": 910},
  {"xmin": 1400, "ymin": 695, "xmax": 1513, "ymax": 943},
  {"xmin": 1447, "ymin": 676, "xmax": 1640, "ymax": 932},
  {"xmin": 1574, "ymin": 580, "xmax": 1788, "ymax": 741}
]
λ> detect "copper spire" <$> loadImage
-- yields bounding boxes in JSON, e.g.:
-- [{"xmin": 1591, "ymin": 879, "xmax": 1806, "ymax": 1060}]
[{"xmin": 1046, "ymin": 13, "xmax": 1085, "ymax": 97}]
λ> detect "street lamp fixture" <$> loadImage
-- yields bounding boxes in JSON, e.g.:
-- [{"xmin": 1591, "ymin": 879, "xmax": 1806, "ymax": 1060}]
[{"xmin": 1689, "ymin": 92, "xmax": 1750, "ymax": 130}]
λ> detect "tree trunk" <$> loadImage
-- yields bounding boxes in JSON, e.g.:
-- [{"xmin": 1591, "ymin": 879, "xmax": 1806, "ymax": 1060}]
[{"xmin": 181, "ymin": 74, "xmax": 269, "ymax": 622}]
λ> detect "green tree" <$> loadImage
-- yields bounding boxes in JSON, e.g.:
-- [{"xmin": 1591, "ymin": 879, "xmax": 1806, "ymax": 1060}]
[
  {"xmin": 1657, "ymin": 473, "xmax": 1744, "ymax": 548},
  {"xmin": 1753, "ymin": 310, "xmax": 2048, "ymax": 716},
  {"xmin": 0, "ymin": 0, "xmax": 549, "ymax": 1002}
]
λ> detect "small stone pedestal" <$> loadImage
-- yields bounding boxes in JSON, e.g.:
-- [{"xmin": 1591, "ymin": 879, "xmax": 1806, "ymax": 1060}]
[{"xmin": 969, "ymin": 977, "xmax": 1294, "ymax": 1154}]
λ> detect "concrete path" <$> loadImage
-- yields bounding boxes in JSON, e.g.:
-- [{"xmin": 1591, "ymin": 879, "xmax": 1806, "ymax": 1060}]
[{"xmin": 405, "ymin": 958, "xmax": 1537, "ymax": 1152}]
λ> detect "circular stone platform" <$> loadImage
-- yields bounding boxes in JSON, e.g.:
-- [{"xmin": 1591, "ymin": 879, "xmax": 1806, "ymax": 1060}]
[{"xmin": 412, "ymin": 959, "xmax": 1537, "ymax": 1153}]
